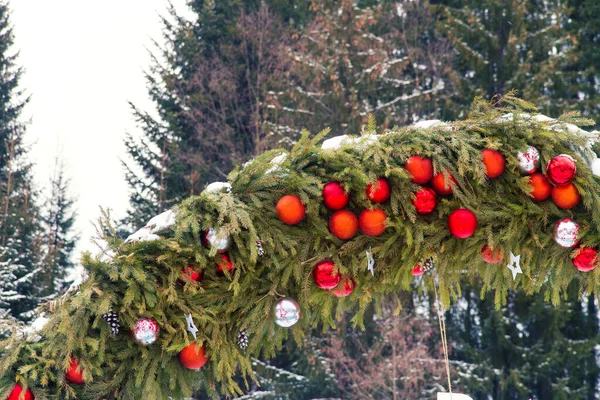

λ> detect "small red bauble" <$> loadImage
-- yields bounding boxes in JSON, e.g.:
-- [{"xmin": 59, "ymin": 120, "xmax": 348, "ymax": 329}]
[
  {"xmin": 551, "ymin": 183, "xmax": 580, "ymax": 209},
  {"xmin": 528, "ymin": 173, "xmax": 552, "ymax": 201},
  {"xmin": 572, "ymin": 248, "xmax": 598, "ymax": 272},
  {"xmin": 366, "ymin": 177, "xmax": 391, "ymax": 203},
  {"xmin": 517, "ymin": 146, "xmax": 540, "ymax": 175},
  {"xmin": 132, "ymin": 318, "xmax": 159, "ymax": 345},
  {"xmin": 431, "ymin": 172, "xmax": 457, "ymax": 195},
  {"xmin": 217, "ymin": 253, "xmax": 234, "ymax": 273},
  {"xmin": 412, "ymin": 187, "xmax": 437, "ymax": 215},
  {"xmin": 276, "ymin": 195, "xmax": 306, "ymax": 225},
  {"xmin": 322, "ymin": 182, "xmax": 349, "ymax": 210},
  {"xmin": 182, "ymin": 265, "xmax": 203, "ymax": 282},
  {"xmin": 412, "ymin": 265, "xmax": 424, "ymax": 276},
  {"xmin": 405, "ymin": 156, "xmax": 433, "ymax": 184},
  {"xmin": 329, "ymin": 210, "xmax": 358, "ymax": 240},
  {"xmin": 546, "ymin": 154, "xmax": 576, "ymax": 184},
  {"xmin": 359, "ymin": 209, "xmax": 387, "ymax": 236},
  {"xmin": 481, "ymin": 245, "xmax": 503, "ymax": 264},
  {"xmin": 312, "ymin": 260, "xmax": 341, "ymax": 290},
  {"xmin": 482, "ymin": 149, "xmax": 505, "ymax": 178},
  {"xmin": 553, "ymin": 218, "xmax": 580, "ymax": 248},
  {"xmin": 447, "ymin": 209, "xmax": 477, "ymax": 239},
  {"xmin": 7, "ymin": 384, "xmax": 34, "ymax": 400},
  {"xmin": 65, "ymin": 357, "xmax": 85, "ymax": 385},
  {"xmin": 179, "ymin": 342, "xmax": 209, "ymax": 370},
  {"xmin": 333, "ymin": 277, "xmax": 355, "ymax": 297}
]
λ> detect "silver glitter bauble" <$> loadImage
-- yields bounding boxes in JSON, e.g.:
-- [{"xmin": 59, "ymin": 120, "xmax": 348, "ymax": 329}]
[
  {"xmin": 132, "ymin": 318, "xmax": 159, "ymax": 345},
  {"xmin": 553, "ymin": 218, "xmax": 580, "ymax": 248},
  {"xmin": 204, "ymin": 227, "xmax": 231, "ymax": 252},
  {"xmin": 273, "ymin": 298, "xmax": 300, "ymax": 328},
  {"xmin": 517, "ymin": 146, "xmax": 539, "ymax": 175}
]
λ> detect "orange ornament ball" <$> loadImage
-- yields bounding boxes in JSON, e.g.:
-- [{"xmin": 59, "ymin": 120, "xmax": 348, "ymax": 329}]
[
  {"xmin": 276, "ymin": 195, "xmax": 306, "ymax": 225},
  {"xmin": 481, "ymin": 245, "xmax": 503, "ymax": 264},
  {"xmin": 528, "ymin": 173, "xmax": 552, "ymax": 201},
  {"xmin": 7, "ymin": 384, "xmax": 34, "ymax": 400},
  {"xmin": 329, "ymin": 210, "xmax": 358, "ymax": 240},
  {"xmin": 551, "ymin": 183, "xmax": 580, "ymax": 209},
  {"xmin": 431, "ymin": 172, "xmax": 457, "ymax": 195},
  {"xmin": 482, "ymin": 149, "xmax": 505, "ymax": 178},
  {"xmin": 179, "ymin": 342, "xmax": 209, "ymax": 370},
  {"xmin": 405, "ymin": 155, "xmax": 433, "ymax": 184},
  {"xmin": 359, "ymin": 209, "xmax": 387, "ymax": 236},
  {"xmin": 65, "ymin": 357, "xmax": 85, "ymax": 385}
]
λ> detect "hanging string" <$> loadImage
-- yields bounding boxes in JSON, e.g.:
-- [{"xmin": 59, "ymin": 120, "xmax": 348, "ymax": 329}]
[{"xmin": 434, "ymin": 281, "xmax": 453, "ymax": 395}]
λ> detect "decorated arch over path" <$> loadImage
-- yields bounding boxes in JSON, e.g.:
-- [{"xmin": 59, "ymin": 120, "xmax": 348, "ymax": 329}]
[{"xmin": 1, "ymin": 97, "xmax": 600, "ymax": 399}]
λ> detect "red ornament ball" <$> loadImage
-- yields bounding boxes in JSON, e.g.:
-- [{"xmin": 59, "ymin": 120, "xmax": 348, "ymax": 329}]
[
  {"xmin": 322, "ymin": 182, "xmax": 349, "ymax": 210},
  {"xmin": 546, "ymin": 154, "xmax": 576, "ymax": 184},
  {"xmin": 553, "ymin": 218, "xmax": 580, "ymax": 248},
  {"xmin": 359, "ymin": 209, "xmax": 387, "ymax": 236},
  {"xmin": 333, "ymin": 277, "xmax": 355, "ymax": 297},
  {"xmin": 482, "ymin": 149, "xmax": 505, "ymax": 178},
  {"xmin": 405, "ymin": 155, "xmax": 433, "ymax": 184},
  {"xmin": 132, "ymin": 318, "xmax": 159, "ymax": 345},
  {"xmin": 572, "ymin": 248, "xmax": 598, "ymax": 272},
  {"xmin": 276, "ymin": 195, "xmax": 306, "ymax": 225},
  {"xmin": 431, "ymin": 172, "xmax": 457, "ymax": 195},
  {"xmin": 528, "ymin": 173, "xmax": 552, "ymax": 201},
  {"xmin": 481, "ymin": 245, "xmax": 503, "ymax": 264},
  {"xmin": 412, "ymin": 264, "xmax": 424, "ymax": 277},
  {"xmin": 412, "ymin": 187, "xmax": 437, "ymax": 215},
  {"xmin": 179, "ymin": 342, "xmax": 209, "ymax": 370},
  {"xmin": 182, "ymin": 265, "xmax": 203, "ymax": 282},
  {"xmin": 551, "ymin": 182, "xmax": 580, "ymax": 209},
  {"xmin": 447, "ymin": 209, "xmax": 477, "ymax": 239},
  {"xmin": 366, "ymin": 177, "xmax": 391, "ymax": 203},
  {"xmin": 217, "ymin": 253, "xmax": 234, "ymax": 273},
  {"xmin": 329, "ymin": 210, "xmax": 358, "ymax": 240},
  {"xmin": 312, "ymin": 260, "xmax": 341, "ymax": 290},
  {"xmin": 7, "ymin": 384, "xmax": 34, "ymax": 400},
  {"xmin": 65, "ymin": 357, "xmax": 85, "ymax": 385}
]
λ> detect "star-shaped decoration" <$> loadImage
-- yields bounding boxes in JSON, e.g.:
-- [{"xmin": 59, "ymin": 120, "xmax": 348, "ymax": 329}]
[
  {"xmin": 185, "ymin": 313, "xmax": 198, "ymax": 339},
  {"xmin": 506, "ymin": 252, "xmax": 522, "ymax": 280},
  {"xmin": 366, "ymin": 248, "xmax": 375, "ymax": 276}
]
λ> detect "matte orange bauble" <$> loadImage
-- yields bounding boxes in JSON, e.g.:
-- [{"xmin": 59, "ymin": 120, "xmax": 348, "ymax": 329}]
[
  {"xmin": 412, "ymin": 187, "xmax": 437, "ymax": 215},
  {"xmin": 322, "ymin": 182, "xmax": 349, "ymax": 210},
  {"xmin": 482, "ymin": 149, "xmax": 505, "ymax": 178},
  {"xmin": 276, "ymin": 195, "xmax": 306, "ymax": 225},
  {"xmin": 366, "ymin": 177, "xmax": 391, "ymax": 203},
  {"xmin": 551, "ymin": 183, "xmax": 580, "ymax": 209},
  {"xmin": 179, "ymin": 342, "xmax": 209, "ymax": 370},
  {"xmin": 329, "ymin": 210, "xmax": 358, "ymax": 240},
  {"xmin": 7, "ymin": 384, "xmax": 34, "ymax": 400},
  {"xmin": 65, "ymin": 357, "xmax": 85, "ymax": 385},
  {"xmin": 405, "ymin": 155, "xmax": 433, "ymax": 184},
  {"xmin": 447, "ymin": 209, "xmax": 477, "ymax": 239},
  {"xmin": 332, "ymin": 277, "xmax": 355, "ymax": 297},
  {"xmin": 528, "ymin": 173, "xmax": 551, "ymax": 201},
  {"xmin": 312, "ymin": 260, "xmax": 341, "ymax": 290},
  {"xmin": 359, "ymin": 209, "xmax": 387, "ymax": 236},
  {"xmin": 431, "ymin": 172, "xmax": 457, "ymax": 195}
]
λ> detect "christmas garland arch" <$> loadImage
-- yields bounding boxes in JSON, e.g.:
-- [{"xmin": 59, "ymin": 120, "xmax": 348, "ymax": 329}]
[{"xmin": 1, "ymin": 97, "xmax": 600, "ymax": 399}]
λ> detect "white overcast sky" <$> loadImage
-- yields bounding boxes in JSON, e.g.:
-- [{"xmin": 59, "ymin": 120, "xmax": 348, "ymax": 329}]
[{"xmin": 10, "ymin": 0, "xmax": 192, "ymax": 256}]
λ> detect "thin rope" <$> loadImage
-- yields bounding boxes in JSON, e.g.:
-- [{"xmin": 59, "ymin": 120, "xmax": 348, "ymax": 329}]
[{"xmin": 434, "ymin": 282, "xmax": 453, "ymax": 395}]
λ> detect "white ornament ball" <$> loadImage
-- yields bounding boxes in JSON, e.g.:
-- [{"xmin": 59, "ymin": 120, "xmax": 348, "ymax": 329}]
[
  {"xmin": 553, "ymin": 218, "xmax": 580, "ymax": 248},
  {"xmin": 132, "ymin": 318, "xmax": 159, "ymax": 345},
  {"xmin": 517, "ymin": 146, "xmax": 540, "ymax": 175},
  {"xmin": 591, "ymin": 158, "xmax": 600, "ymax": 177},
  {"xmin": 273, "ymin": 298, "xmax": 300, "ymax": 328},
  {"xmin": 204, "ymin": 227, "xmax": 231, "ymax": 252}
]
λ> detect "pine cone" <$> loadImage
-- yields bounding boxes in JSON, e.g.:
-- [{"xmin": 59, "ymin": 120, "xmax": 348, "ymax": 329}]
[
  {"xmin": 102, "ymin": 308, "xmax": 120, "ymax": 336},
  {"xmin": 237, "ymin": 329, "xmax": 249, "ymax": 350},
  {"xmin": 423, "ymin": 258, "xmax": 434, "ymax": 272}
]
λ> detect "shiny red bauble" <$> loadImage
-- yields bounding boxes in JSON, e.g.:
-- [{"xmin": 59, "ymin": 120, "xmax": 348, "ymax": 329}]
[
  {"xmin": 312, "ymin": 260, "xmax": 341, "ymax": 290},
  {"xmin": 481, "ymin": 245, "xmax": 503, "ymax": 264},
  {"xmin": 359, "ymin": 209, "xmax": 387, "ymax": 236},
  {"xmin": 366, "ymin": 177, "xmax": 391, "ymax": 203},
  {"xmin": 528, "ymin": 173, "xmax": 552, "ymax": 201},
  {"xmin": 412, "ymin": 187, "xmax": 437, "ymax": 215},
  {"xmin": 276, "ymin": 195, "xmax": 306, "ymax": 225},
  {"xmin": 322, "ymin": 182, "xmax": 349, "ymax": 210},
  {"xmin": 412, "ymin": 265, "xmax": 424, "ymax": 276},
  {"xmin": 329, "ymin": 210, "xmax": 359, "ymax": 240},
  {"xmin": 179, "ymin": 342, "xmax": 209, "ymax": 370},
  {"xmin": 217, "ymin": 254, "xmax": 234, "ymax": 273},
  {"xmin": 65, "ymin": 357, "xmax": 85, "ymax": 385},
  {"xmin": 447, "ymin": 209, "xmax": 477, "ymax": 239},
  {"xmin": 405, "ymin": 156, "xmax": 433, "ymax": 184},
  {"xmin": 482, "ymin": 149, "xmax": 505, "ymax": 178},
  {"xmin": 431, "ymin": 172, "xmax": 457, "ymax": 195},
  {"xmin": 6, "ymin": 384, "xmax": 34, "ymax": 400},
  {"xmin": 546, "ymin": 154, "xmax": 576, "ymax": 185},
  {"xmin": 182, "ymin": 265, "xmax": 203, "ymax": 282},
  {"xmin": 333, "ymin": 277, "xmax": 355, "ymax": 297},
  {"xmin": 572, "ymin": 248, "xmax": 598, "ymax": 272}
]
